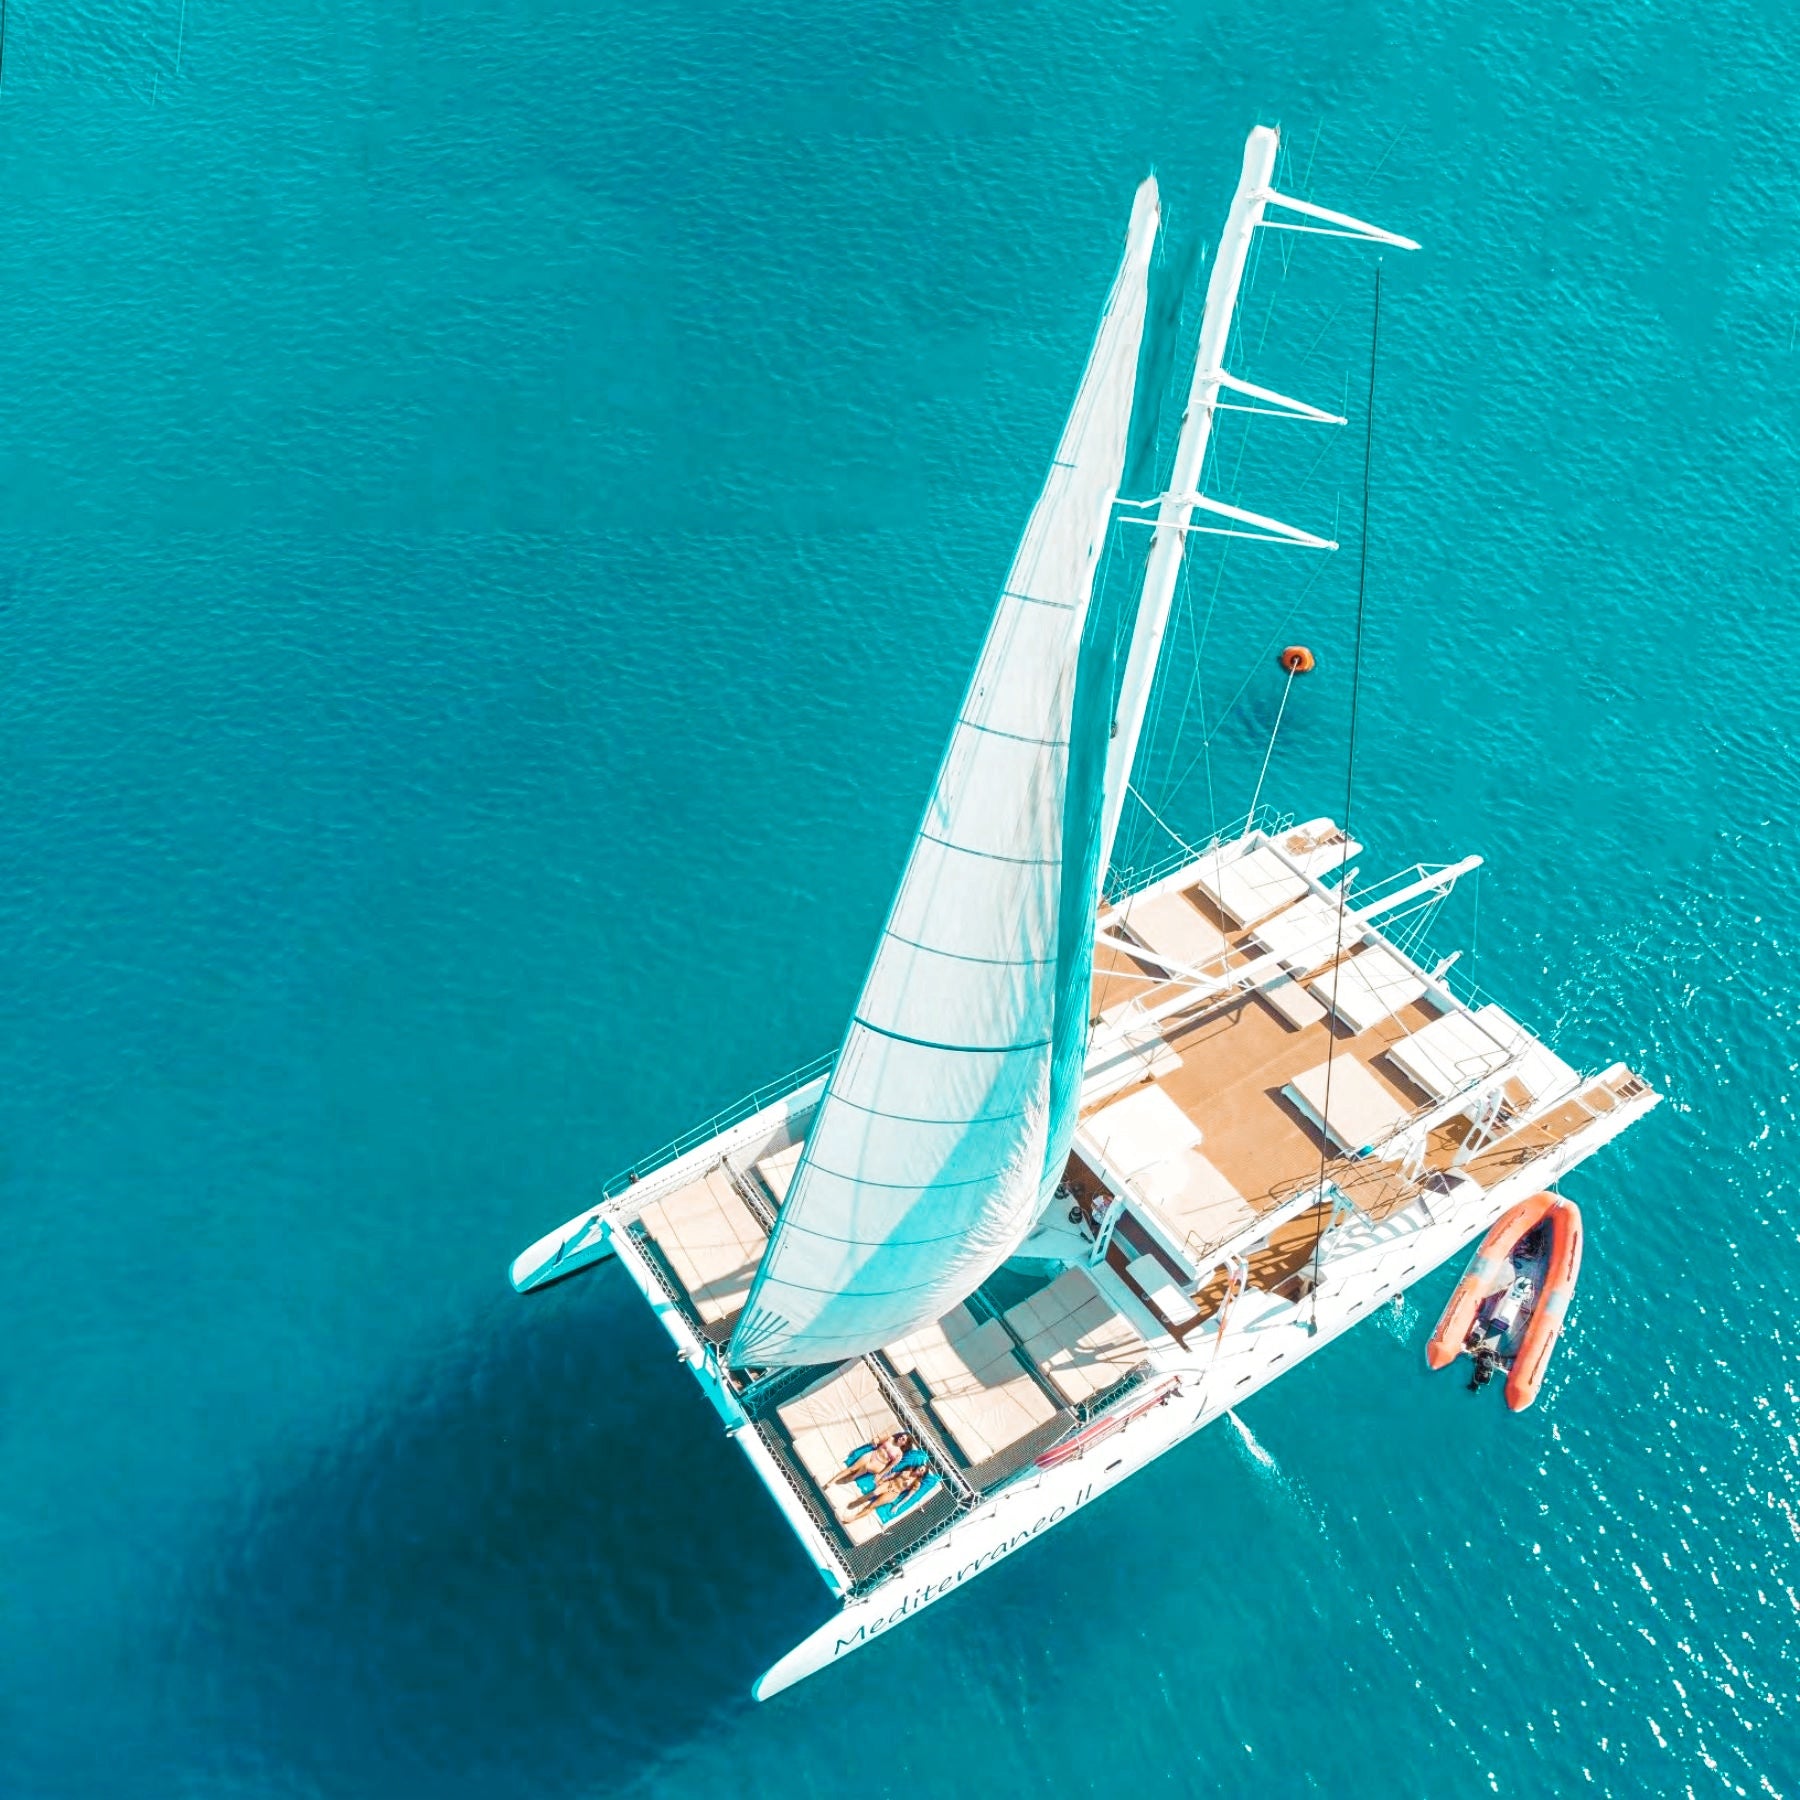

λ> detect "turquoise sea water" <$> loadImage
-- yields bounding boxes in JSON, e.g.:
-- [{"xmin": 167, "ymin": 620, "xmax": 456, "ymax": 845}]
[{"xmin": 4, "ymin": 1, "xmax": 1798, "ymax": 1794}]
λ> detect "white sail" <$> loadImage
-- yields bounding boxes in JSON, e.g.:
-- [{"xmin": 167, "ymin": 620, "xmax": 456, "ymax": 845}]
[{"xmin": 729, "ymin": 179, "xmax": 1160, "ymax": 1370}]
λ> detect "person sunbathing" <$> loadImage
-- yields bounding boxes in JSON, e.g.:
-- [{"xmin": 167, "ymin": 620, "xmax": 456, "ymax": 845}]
[
  {"xmin": 826, "ymin": 1430, "xmax": 912, "ymax": 1487},
  {"xmin": 843, "ymin": 1458, "xmax": 928, "ymax": 1522}
]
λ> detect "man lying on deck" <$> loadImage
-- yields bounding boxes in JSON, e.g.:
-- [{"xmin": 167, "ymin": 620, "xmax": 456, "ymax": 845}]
[{"xmin": 825, "ymin": 1430, "xmax": 913, "ymax": 1488}]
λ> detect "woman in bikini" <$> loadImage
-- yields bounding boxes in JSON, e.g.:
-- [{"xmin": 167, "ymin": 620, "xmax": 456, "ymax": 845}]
[
  {"xmin": 826, "ymin": 1429, "xmax": 912, "ymax": 1487},
  {"xmin": 842, "ymin": 1457, "xmax": 928, "ymax": 1522}
]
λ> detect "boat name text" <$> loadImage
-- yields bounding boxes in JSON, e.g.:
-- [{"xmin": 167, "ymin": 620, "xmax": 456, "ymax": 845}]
[{"xmin": 833, "ymin": 1486, "xmax": 1096, "ymax": 1657}]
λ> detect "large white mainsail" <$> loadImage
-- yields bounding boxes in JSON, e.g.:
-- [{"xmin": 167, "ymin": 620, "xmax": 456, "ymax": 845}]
[{"xmin": 728, "ymin": 180, "xmax": 1160, "ymax": 1370}]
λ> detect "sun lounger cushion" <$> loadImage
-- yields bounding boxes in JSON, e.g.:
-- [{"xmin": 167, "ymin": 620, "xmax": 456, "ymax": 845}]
[
  {"xmin": 1307, "ymin": 943, "xmax": 1427, "ymax": 1035},
  {"xmin": 1134, "ymin": 1148, "xmax": 1260, "ymax": 1262},
  {"xmin": 1003, "ymin": 1267, "xmax": 1149, "ymax": 1407},
  {"xmin": 887, "ymin": 1308, "xmax": 1059, "ymax": 1466},
  {"xmin": 1085, "ymin": 1082, "xmax": 1202, "ymax": 1173},
  {"xmin": 1124, "ymin": 1251, "xmax": 1200, "ymax": 1326},
  {"xmin": 1251, "ymin": 892, "xmax": 1367, "ymax": 971},
  {"xmin": 1080, "ymin": 998, "xmax": 1183, "ymax": 1107},
  {"xmin": 997, "ymin": 1266, "xmax": 1092, "ymax": 1344},
  {"xmin": 1285, "ymin": 1058, "xmax": 1416, "ymax": 1158},
  {"xmin": 1194, "ymin": 842, "xmax": 1310, "ymax": 926},
  {"xmin": 1114, "ymin": 888, "xmax": 1232, "ymax": 975},
  {"xmin": 1081, "ymin": 1085, "xmax": 1258, "ymax": 1260},
  {"xmin": 1472, "ymin": 1004, "xmax": 1580, "ymax": 1109},
  {"xmin": 777, "ymin": 1361, "xmax": 918, "ymax": 1546},
  {"xmin": 1385, "ymin": 1006, "xmax": 1518, "ymax": 1099},
  {"xmin": 637, "ymin": 1167, "xmax": 767, "ymax": 1324},
  {"xmin": 754, "ymin": 1139, "xmax": 803, "ymax": 1204},
  {"xmin": 886, "ymin": 1303, "xmax": 980, "ymax": 1392},
  {"xmin": 1258, "ymin": 972, "xmax": 1328, "ymax": 1029}
]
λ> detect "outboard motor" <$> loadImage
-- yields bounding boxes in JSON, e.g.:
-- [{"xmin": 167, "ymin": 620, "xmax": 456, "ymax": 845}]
[{"xmin": 1468, "ymin": 1342, "xmax": 1502, "ymax": 1390}]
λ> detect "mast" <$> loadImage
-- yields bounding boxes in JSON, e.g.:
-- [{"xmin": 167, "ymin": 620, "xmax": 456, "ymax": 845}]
[{"xmin": 1097, "ymin": 125, "xmax": 1418, "ymax": 879}]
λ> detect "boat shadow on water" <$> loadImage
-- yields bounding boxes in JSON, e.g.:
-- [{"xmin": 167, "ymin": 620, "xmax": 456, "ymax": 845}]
[{"xmin": 181, "ymin": 1274, "xmax": 827, "ymax": 1798}]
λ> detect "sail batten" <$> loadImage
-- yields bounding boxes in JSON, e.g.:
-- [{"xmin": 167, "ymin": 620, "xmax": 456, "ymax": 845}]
[{"xmin": 727, "ymin": 180, "xmax": 1160, "ymax": 1371}]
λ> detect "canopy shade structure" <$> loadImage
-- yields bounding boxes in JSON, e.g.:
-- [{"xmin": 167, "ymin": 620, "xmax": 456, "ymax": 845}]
[{"xmin": 729, "ymin": 180, "xmax": 1161, "ymax": 1370}]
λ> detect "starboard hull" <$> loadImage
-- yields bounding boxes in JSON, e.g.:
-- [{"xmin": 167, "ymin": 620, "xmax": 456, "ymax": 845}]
[{"xmin": 750, "ymin": 1099, "xmax": 1647, "ymax": 1699}]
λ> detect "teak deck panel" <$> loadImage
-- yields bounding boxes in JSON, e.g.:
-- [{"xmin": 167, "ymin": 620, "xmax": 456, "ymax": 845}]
[{"xmin": 1078, "ymin": 872, "xmax": 1638, "ymax": 1313}]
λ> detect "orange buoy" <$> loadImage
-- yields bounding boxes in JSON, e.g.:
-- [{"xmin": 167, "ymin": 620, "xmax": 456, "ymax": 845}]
[{"xmin": 1279, "ymin": 644, "xmax": 1316, "ymax": 674}]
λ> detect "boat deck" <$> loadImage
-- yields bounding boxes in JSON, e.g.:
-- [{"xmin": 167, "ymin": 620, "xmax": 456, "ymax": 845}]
[
  {"xmin": 553, "ymin": 824, "xmax": 1653, "ymax": 1586},
  {"xmin": 1072, "ymin": 836, "xmax": 1651, "ymax": 1338}
]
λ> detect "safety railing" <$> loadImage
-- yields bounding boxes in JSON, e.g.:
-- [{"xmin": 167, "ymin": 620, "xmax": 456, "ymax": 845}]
[
  {"xmin": 1253, "ymin": 1065, "xmax": 1653, "ymax": 1252},
  {"xmin": 598, "ymin": 1051, "xmax": 834, "ymax": 1199},
  {"xmin": 1104, "ymin": 803, "xmax": 1295, "ymax": 905}
]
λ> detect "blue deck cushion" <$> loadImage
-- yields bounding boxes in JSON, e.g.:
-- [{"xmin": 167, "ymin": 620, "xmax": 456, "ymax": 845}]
[{"xmin": 876, "ymin": 1470, "xmax": 940, "ymax": 1524}]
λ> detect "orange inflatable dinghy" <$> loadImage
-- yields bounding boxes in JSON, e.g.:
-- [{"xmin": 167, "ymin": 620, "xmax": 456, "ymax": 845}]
[{"xmin": 1426, "ymin": 1192, "xmax": 1583, "ymax": 1412}]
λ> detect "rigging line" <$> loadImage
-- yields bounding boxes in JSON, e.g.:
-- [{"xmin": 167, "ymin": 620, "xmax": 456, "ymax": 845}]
[
  {"xmin": 1138, "ymin": 378, "xmax": 1216, "ymax": 857},
  {"xmin": 1144, "ymin": 198, "xmax": 1303, "ymax": 848},
  {"xmin": 1299, "ymin": 120, "xmax": 1325, "ymax": 198},
  {"xmin": 1274, "ymin": 140, "xmax": 1298, "ymax": 277},
  {"xmin": 1279, "ymin": 137, "xmax": 1301, "ymax": 276},
  {"xmin": 1470, "ymin": 862, "xmax": 1481, "ymax": 977},
  {"xmin": 1258, "ymin": 179, "xmax": 1302, "ymax": 337},
  {"xmin": 1163, "ymin": 404, "xmax": 1343, "ymax": 790},
  {"xmin": 1167, "ymin": 590, "xmax": 1205, "ymax": 865},
  {"xmin": 1147, "ymin": 564, "xmax": 1203, "ymax": 846},
  {"xmin": 1226, "ymin": 208, "xmax": 1270, "ymax": 381},
  {"xmin": 1253, "ymin": 250, "xmax": 1295, "ymax": 358},
  {"xmin": 1177, "ymin": 255, "xmax": 1269, "ymax": 662},
  {"xmin": 1125, "ymin": 783, "xmax": 1201, "ymax": 858},
  {"xmin": 1137, "ymin": 510, "xmax": 1186, "ymax": 769},
  {"xmin": 1091, "ymin": 510, "xmax": 1122, "ymax": 658},
  {"xmin": 1295, "ymin": 296, "xmax": 1350, "ymax": 370},
  {"xmin": 1175, "ymin": 375, "xmax": 1262, "ymax": 833},
  {"xmin": 1245, "ymin": 665, "xmax": 1298, "ymax": 826},
  {"xmin": 1160, "ymin": 549, "xmax": 1333, "ymax": 801},
  {"xmin": 1150, "ymin": 528, "xmax": 1205, "ymax": 838},
  {"xmin": 1124, "ymin": 242, "xmax": 1210, "ymax": 876},
  {"xmin": 1136, "ymin": 455, "xmax": 1343, "ymax": 797},
  {"xmin": 1150, "ymin": 415, "xmax": 1347, "ymax": 769},
  {"xmin": 1308, "ymin": 259, "xmax": 1383, "ymax": 1337},
  {"xmin": 1158, "ymin": 408, "xmax": 1235, "ymax": 760},
  {"xmin": 1194, "ymin": 375, "xmax": 1264, "ymax": 654},
  {"xmin": 1352, "ymin": 125, "xmax": 1408, "ymax": 204}
]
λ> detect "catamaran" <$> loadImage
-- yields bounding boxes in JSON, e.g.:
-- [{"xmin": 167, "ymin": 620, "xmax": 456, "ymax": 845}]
[{"xmin": 509, "ymin": 126, "xmax": 1659, "ymax": 1700}]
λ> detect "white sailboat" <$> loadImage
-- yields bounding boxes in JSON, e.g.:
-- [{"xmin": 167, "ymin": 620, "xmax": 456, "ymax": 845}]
[{"xmin": 510, "ymin": 126, "xmax": 1660, "ymax": 1700}]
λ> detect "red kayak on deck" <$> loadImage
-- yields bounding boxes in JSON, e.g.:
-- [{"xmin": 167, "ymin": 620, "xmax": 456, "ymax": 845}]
[{"xmin": 1426, "ymin": 1191, "xmax": 1583, "ymax": 1411}]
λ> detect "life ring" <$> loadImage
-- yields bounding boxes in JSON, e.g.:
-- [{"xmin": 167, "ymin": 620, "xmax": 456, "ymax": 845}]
[{"xmin": 1279, "ymin": 645, "xmax": 1316, "ymax": 674}]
